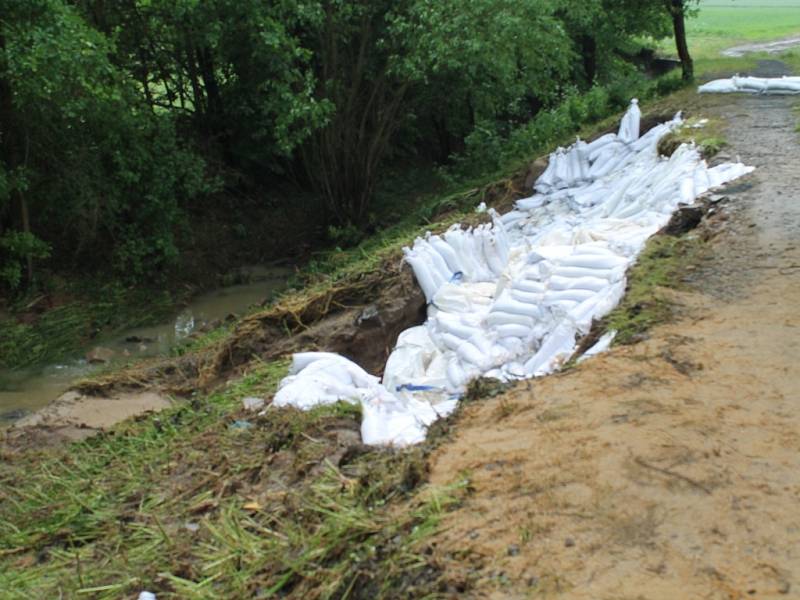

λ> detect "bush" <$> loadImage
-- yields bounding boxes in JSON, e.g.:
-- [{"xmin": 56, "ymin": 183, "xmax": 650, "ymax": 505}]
[{"xmin": 0, "ymin": 231, "xmax": 50, "ymax": 290}]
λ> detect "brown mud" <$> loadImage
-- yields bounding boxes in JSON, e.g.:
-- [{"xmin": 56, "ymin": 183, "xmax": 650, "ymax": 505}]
[
  {"xmin": 9, "ymin": 390, "xmax": 173, "ymax": 445},
  {"xmin": 425, "ymin": 90, "xmax": 800, "ymax": 597}
]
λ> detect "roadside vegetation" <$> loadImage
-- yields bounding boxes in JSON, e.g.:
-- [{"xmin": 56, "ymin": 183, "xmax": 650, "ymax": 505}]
[{"xmin": 659, "ymin": 0, "xmax": 800, "ymax": 75}]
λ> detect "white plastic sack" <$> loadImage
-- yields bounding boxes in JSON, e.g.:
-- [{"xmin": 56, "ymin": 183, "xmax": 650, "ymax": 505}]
[
  {"xmin": 272, "ymin": 100, "xmax": 754, "ymax": 446},
  {"xmin": 699, "ymin": 75, "xmax": 800, "ymax": 95}
]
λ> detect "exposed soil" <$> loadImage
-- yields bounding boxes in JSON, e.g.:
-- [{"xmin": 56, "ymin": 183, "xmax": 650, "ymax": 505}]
[{"xmin": 426, "ymin": 88, "xmax": 800, "ymax": 596}]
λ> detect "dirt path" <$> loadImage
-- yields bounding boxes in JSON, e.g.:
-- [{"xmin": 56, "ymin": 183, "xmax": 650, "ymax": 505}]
[{"xmin": 427, "ymin": 94, "xmax": 800, "ymax": 598}]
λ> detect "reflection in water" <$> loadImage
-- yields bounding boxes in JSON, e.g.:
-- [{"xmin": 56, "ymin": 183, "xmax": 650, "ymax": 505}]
[
  {"xmin": 0, "ymin": 266, "xmax": 291, "ymax": 420},
  {"xmin": 174, "ymin": 310, "xmax": 195, "ymax": 339}
]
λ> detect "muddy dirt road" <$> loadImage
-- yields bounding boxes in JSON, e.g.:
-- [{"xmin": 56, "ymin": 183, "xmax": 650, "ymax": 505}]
[{"xmin": 427, "ymin": 93, "xmax": 800, "ymax": 596}]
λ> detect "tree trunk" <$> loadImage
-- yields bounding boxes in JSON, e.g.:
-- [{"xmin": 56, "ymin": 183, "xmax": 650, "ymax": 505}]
[
  {"xmin": 1, "ymin": 32, "xmax": 34, "ymax": 283},
  {"xmin": 581, "ymin": 35, "xmax": 597, "ymax": 85},
  {"xmin": 19, "ymin": 190, "xmax": 33, "ymax": 283},
  {"xmin": 0, "ymin": 30, "xmax": 15, "ymax": 237},
  {"xmin": 669, "ymin": 0, "xmax": 693, "ymax": 82},
  {"xmin": 197, "ymin": 46, "xmax": 222, "ymax": 122}
]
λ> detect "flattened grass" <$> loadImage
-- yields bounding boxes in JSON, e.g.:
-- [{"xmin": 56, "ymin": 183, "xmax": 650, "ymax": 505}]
[
  {"xmin": 0, "ymin": 360, "xmax": 470, "ymax": 598},
  {"xmin": 606, "ymin": 234, "xmax": 707, "ymax": 344}
]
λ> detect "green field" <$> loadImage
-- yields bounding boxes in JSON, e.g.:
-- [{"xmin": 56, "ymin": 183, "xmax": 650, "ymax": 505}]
[{"xmin": 660, "ymin": 0, "xmax": 800, "ymax": 75}]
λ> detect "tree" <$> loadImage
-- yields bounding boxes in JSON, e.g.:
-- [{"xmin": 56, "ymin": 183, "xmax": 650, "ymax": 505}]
[
  {"xmin": 0, "ymin": 0, "xmax": 206, "ymax": 286},
  {"xmin": 554, "ymin": 0, "xmax": 670, "ymax": 87},
  {"xmin": 300, "ymin": 0, "xmax": 578, "ymax": 225},
  {"xmin": 666, "ymin": 0, "xmax": 696, "ymax": 81}
]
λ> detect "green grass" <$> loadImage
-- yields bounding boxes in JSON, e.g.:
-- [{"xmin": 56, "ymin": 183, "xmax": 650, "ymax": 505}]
[
  {"xmin": 657, "ymin": 0, "xmax": 800, "ymax": 77},
  {"xmin": 657, "ymin": 115, "xmax": 728, "ymax": 158},
  {"xmin": 606, "ymin": 234, "xmax": 707, "ymax": 344},
  {"xmin": 0, "ymin": 359, "xmax": 472, "ymax": 598},
  {"xmin": 691, "ymin": 0, "xmax": 800, "ymax": 52},
  {"xmin": 0, "ymin": 60, "xmax": 729, "ymax": 599}
]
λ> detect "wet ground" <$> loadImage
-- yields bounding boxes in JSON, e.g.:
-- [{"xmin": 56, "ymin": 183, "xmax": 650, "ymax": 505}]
[
  {"xmin": 425, "ymin": 80, "xmax": 800, "ymax": 596},
  {"xmin": 0, "ymin": 265, "xmax": 291, "ymax": 420},
  {"xmin": 723, "ymin": 36, "xmax": 800, "ymax": 58}
]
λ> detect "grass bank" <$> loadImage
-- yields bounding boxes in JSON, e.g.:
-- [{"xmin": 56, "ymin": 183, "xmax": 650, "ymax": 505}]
[{"xmin": 0, "ymin": 360, "xmax": 473, "ymax": 598}]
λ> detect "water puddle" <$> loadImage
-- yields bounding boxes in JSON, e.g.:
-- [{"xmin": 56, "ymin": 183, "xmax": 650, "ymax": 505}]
[{"xmin": 0, "ymin": 265, "xmax": 292, "ymax": 420}]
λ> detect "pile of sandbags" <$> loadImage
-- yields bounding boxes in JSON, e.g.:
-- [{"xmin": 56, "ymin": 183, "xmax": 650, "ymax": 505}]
[
  {"xmin": 272, "ymin": 100, "xmax": 754, "ymax": 447},
  {"xmin": 533, "ymin": 99, "xmax": 643, "ymax": 195},
  {"xmin": 699, "ymin": 75, "xmax": 800, "ymax": 95}
]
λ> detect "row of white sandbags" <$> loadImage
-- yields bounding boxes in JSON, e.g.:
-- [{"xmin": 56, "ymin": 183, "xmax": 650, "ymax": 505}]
[
  {"xmin": 534, "ymin": 99, "xmax": 642, "ymax": 193},
  {"xmin": 699, "ymin": 75, "xmax": 800, "ymax": 95},
  {"xmin": 273, "ymin": 100, "xmax": 754, "ymax": 446},
  {"xmin": 402, "ymin": 220, "xmax": 511, "ymax": 302}
]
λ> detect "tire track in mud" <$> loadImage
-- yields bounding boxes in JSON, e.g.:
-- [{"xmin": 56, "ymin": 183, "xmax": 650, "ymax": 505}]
[{"xmin": 424, "ymin": 91, "xmax": 800, "ymax": 598}]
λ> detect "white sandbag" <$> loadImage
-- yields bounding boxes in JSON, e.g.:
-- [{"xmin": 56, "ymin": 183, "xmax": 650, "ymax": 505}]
[
  {"xmin": 698, "ymin": 79, "xmax": 738, "ymax": 94},
  {"xmin": 360, "ymin": 392, "xmax": 431, "ymax": 446},
  {"xmin": 437, "ymin": 331, "xmax": 465, "ymax": 352},
  {"xmin": 699, "ymin": 75, "xmax": 800, "ymax": 95},
  {"xmin": 494, "ymin": 323, "xmax": 533, "ymax": 339},
  {"xmin": 679, "ymin": 177, "xmax": 696, "ymax": 204},
  {"xmin": 618, "ymin": 99, "xmax": 641, "ymax": 143},
  {"xmin": 513, "ymin": 279, "xmax": 546, "ymax": 294},
  {"xmin": 290, "ymin": 352, "xmax": 347, "ymax": 374},
  {"xmin": 428, "ymin": 235, "xmax": 462, "ymax": 274},
  {"xmin": 492, "ymin": 290, "xmax": 545, "ymax": 319},
  {"xmin": 548, "ymin": 275, "xmax": 610, "ymax": 292},
  {"xmin": 559, "ymin": 253, "xmax": 628, "ymax": 270},
  {"xmin": 584, "ymin": 132, "xmax": 617, "ymax": 155},
  {"xmin": 431, "ymin": 283, "xmax": 472, "ymax": 313},
  {"xmin": 500, "ymin": 210, "xmax": 528, "ymax": 226},
  {"xmin": 404, "ymin": 250, "xmax": 439, "ymax": 302},
  {"xmin": 433, "ymin": 312, "xmax": 482, "ymax": 340},
  {"xmin": 516, "ymin": 194, "xmax": 548, "ymax": 211},
  {"xmin": 577, "ymin": 330, "xmax": 617, "ymax": 363},
  {"xmin": 544, "ymin": 288, "xmax": 596, "ymax": 304},
  {"xmin": 523, "ymin": 323, "xmax": 578, "ymax": 376},
  {"xmin": 509, "ymin": 288, "xmax": 545, "ymax": 305},
  {"xmin": 552, "ymin": 265, "xmax": 614, "ymax": 280},
  {"xmin": 485, "ymin": 311, "xmax": 535, "ymax": 328}
]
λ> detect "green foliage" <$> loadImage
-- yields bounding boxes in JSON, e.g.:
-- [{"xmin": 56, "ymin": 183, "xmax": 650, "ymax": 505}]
[
  {"xmin": 0, "ymin": 0, "xmax": 209, "ymax": 286},
  {"xmin": 0, "ymin": 231, "xmax": 50, "ymax": 289},
  {"xmin": 1, "ymin": 0, "xmax": 686, "ymax": 293},
  {"xmin": 448, "ymin": 71, "xmax": 676, "ymax": 180}
]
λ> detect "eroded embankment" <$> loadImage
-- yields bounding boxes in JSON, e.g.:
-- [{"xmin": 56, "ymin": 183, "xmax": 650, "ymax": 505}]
[{"xmin": 7, "ymin": 111, "xmax": 685, "ymax": 447}]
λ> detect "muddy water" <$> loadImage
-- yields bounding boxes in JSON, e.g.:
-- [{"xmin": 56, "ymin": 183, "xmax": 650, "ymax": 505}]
[{"xmin": 0, "ymin": 266, "xmax": 292, "ymax": 420}]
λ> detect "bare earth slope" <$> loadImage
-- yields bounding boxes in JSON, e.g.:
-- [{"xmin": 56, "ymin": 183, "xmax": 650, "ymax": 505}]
[{"xmin": 427, "ymin": 93, "xmax": 800, "ymax": 598}]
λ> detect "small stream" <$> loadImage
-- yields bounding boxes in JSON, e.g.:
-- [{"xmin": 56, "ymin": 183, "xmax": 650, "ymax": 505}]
[{"xmin": 0, "ymin": 266, "xmax": 292, "ymax": 421}]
